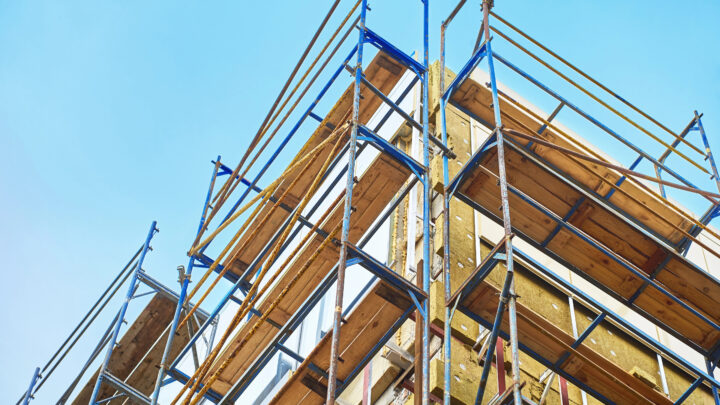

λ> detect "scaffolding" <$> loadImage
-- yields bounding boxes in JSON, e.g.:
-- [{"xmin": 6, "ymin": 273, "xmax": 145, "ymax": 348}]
[
  {"xmin": 147, "ymin": 0, "xmax": 438, "ymax": 404},
  {"xmin": 16, "ymin": 1, "xmax": 720, "ymax": 404},
  {"xmin": 440, "ymin": 1, "xmax": 720, "ymax": 404},
  {"xmin": 15, "ymin": 221, "xmax": 215, "ymax": 405}
]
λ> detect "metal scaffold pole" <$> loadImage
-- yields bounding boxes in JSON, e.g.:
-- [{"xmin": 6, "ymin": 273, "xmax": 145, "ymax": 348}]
[
  {"xmin": 325, "ymin": 0, "xmax": 368, "ymax": 402},
  {"xmin": 696, "ymin": 112, "xmax": 720, "ymax": 195},
  {"xmin": 420, "ymin": 0, "xmax": 432, "ymax": 403},
  {"xmin": 438, "ymin": 2, "xmax": 720, "ymax": 402},
  {"xmin": 440, "ymin": 17, "xmax": 452, "ymax": 405},
  {"xmin": 89, "ymin": 220, "xmax": 158, "ymax": 404},
  {"xmin": 43, "ymin": 3, "xmax": 720, "ymax": 404},
  {"xmin": 20, "ymin": 367, "xmax": 40, "ymax": 405},
  {"xmin": 475, "ymin": 1, "xmax": 523, "ymax": 404},
  {"xmin": 150, "ymin": 158, "xmax": 222, "ymax": 405}
]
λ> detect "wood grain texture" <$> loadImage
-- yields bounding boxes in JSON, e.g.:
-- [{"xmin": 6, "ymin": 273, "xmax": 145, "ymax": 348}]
[
  {"xmin": 461, "ymin": 276, "xmax": 672, "ymax": 405},
  {"xmin": 268, "ymin": 281, "xmax": 413, "ymax": 405},
  {"xmin": 207, "ymin": 152, "xmax": 412, "ymax": 395},
  {"xmin": 72, "ymin": 295, "xmax": 204, "ymax": 404},
  {"xmin": 453, "ymin": 74, "xmax": 720, "ymax": 353},
  {"xmin": 223, "ymin": 51, "xmax": 408, "ymax": 282},
  {"xmin": 446, "ymin": 65, "xmax": 694, "ymax": 245}
]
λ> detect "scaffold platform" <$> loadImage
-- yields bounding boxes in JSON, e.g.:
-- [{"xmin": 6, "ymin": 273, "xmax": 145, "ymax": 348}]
[
  {"xmin": 453, "ymin": 243, "xmax": 673, "ymax": 404},
  {"xmin": 222, "ymin": 51, "xmax": 408, "ymax": 284},
  {"xmin": 207, "ymin": 150, "xmax": 413, "ymax": 396},
  {"xmin": 73, "ymin": 291, "xmax": 208, "ymax": 404},
  {"xmin": 447, "ymin": 71, "xmax": 720, "ymax": 356},
  {"xmin": 268, "ymin": 249, "xmax": 425, "ymax": 404}
]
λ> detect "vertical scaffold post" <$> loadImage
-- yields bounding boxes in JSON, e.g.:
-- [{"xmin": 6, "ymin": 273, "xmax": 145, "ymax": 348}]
[
  {"xmin": 326, "ymin": 0, "xmax": 367, "ymax": 403},
  {"xmin": 484, "ymin": 1, "xmax": 522, "ymax": 404},
  {"xmin": 90, "ymin": 220, "xmax": 158, "ymax": 404},
  {"xmin": 696, "ymin": 111, "xmax": 720, "ymax": 195},
  {"xmin": 421, "ymin": 0, "xmax": 432, "ymax": 403},
  {"xmin": 707, "ymin": 358, "xmax": 720, "ymax": 405},
  {"xmin": 21, "ymin": 367, "xmax": 40, "ymax": 405},
  {"xmin": 440, "ymin": 16, "xmax": 452, "ymax": 405},
  {"xmin": 151, "ymin": 157, "xmax": 222, "ymax": 404}
]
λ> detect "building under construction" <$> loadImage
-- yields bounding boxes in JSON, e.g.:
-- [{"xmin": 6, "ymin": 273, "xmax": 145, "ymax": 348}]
[{"xmin": 16, "ymin": 1, "xmax": 720, "ymax": 404}]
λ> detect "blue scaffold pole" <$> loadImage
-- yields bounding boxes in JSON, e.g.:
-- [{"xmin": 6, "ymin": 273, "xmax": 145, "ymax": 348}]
[
  {"xmin": 482, "ymin": 1, "xmax": 522, "ymax": 404},
  {"xmin": 151, "ymin": 158, "xmax": 222, "ymax": 404},
  {"xmin": 89, "ymin": 221, "xmax": 158, "ymax": 404},
  {"xmin": 20, "ymin": 367, "xmax": 41, "ymax": 405},
  {"xmin": 421, "ymin": 0, "xmax": 432, "ymax": 403}
]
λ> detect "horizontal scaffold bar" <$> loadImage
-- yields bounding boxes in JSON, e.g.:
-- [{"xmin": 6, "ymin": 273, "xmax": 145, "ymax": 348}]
[
  {"xmin": 363, "ymin": 26, "xmax": 426, "ymax": 75},
  {"xmin": 357, "ymin": 124, "xmax": 427, "ymax": 178}
]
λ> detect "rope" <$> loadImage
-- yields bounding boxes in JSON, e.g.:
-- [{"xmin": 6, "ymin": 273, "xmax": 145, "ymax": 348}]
[
  {"xmin": 497, "ymin": 92, "xmax": 720, "ymax": 245},
  {"xmin": 489, "ymin": 11, "xmax": 706, "ymax": 158},
  {"xmin": 489, "ymin": 25, "xmax": 708, "ymax": 175},
  {"xmin": 173, "ymin": 135, "xmax": 345, "ymax": 404},
  {"xmin": 179, "ymin": 122, "xmax": 350, "ymax": 326}
]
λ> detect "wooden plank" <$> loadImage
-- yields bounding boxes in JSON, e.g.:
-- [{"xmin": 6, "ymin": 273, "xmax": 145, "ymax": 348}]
[
  {"xmin": 660, "ymin": 258, "xmax": 720, "ymax": 320},
  {"xmin": 461, "ymin": 279, "xmax": 672, "ymax": 405},
  {"xmin": 580, "ymin": 208, "xmax": 655, "ymax": 265},
  {"xmin": 550, "ymin": 229, "xmax": 641, "ymax": 297},
  {"xmin": 207, "ymin": 152, "xmax": 412, "ymax": 395},
  {"xmin": 223, "ymin": 51, "xmax": 408, "ymax": 280},
  {"xmin": 454, "ymin": 84, "xmax": 720, "ymax": 351},
  {"xmin": 460, "ymin": 144, "xmax": 720, "ymax": 351},
  {"xmin": 462, "ymin": 167, "xmax": 557, "ymax": 243},
  {"xmin": 449, "ymin": 73, "xmax": 694, "ymax": 245},
  {"xmin": 72, "ymin": 295, "xmax": 204, "ymax": 404},
  {"xmin": 268, "ymin": 280, "xmax": 412, "ymax": 405}
]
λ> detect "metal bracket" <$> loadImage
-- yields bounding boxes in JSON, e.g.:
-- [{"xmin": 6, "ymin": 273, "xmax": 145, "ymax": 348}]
[{"xmin": 408, "ymin": 290, "xmax": 427, "ymax": 319}]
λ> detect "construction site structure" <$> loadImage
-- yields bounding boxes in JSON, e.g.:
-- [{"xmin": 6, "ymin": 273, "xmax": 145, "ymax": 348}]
[{"xmin": 15, "ymin": 1, "xmax": 720, "ymax": 404}]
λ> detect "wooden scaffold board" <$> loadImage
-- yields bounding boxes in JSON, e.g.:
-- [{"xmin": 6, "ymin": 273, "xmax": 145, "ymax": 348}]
[
  {"xmin": 72, "ymin": 294, "xmax": 207, "ymax": 404},
  {"xmin": 223, "ymin": 51, "xmax": 408, "ymax": 283},
  {"xmin": 268, "ymin": 274, "xmax": 421, "ymax": 404},
  {"xmin": 450, "ymin": 72, "xmax": 720, "ymax": 354},
  {"xmin": 207, "ymin": 151, "xmax": 413, "ymax": 395},
  {"xmin": 460, "ymin": 269, "xmax": 673, "ymax": 405}
]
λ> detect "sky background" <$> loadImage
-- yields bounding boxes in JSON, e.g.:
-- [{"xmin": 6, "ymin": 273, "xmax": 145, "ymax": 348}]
[{"xmin": 1, "ymin": 0, "xmax": 719, "ymax": 402}]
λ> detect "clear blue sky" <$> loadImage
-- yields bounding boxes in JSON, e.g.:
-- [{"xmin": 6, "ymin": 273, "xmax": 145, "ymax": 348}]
[{"xmin": 1, "ymin": 0, "xmax": 719, "ymax": 401}]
